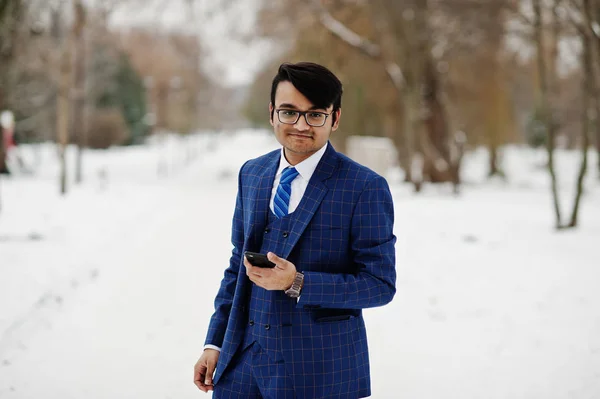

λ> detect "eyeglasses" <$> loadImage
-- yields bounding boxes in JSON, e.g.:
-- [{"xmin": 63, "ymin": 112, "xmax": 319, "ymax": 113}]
[{"xmin": 275, "ymin": 109, "xmax": 331, "ymax": 127}]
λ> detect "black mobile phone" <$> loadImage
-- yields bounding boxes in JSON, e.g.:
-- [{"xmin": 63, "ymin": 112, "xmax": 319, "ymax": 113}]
[{"xmin": 244, "ymin": 251, "xmax": 276, "ymax": 268}]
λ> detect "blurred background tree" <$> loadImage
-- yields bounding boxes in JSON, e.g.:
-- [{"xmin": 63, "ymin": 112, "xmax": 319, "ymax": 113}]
[{"xmin": 0, "ymin": 0, "xmax": 598, "ymax": 227}]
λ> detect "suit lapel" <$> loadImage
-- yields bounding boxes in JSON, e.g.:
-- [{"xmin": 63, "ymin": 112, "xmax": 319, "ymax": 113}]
[
  {"xmin": 248, "ymin": 152, "xmax": 280, "ymax": 249},
  {"xmin": 280, "ymin": 143, "xmax": 339, "ymax": 259}
]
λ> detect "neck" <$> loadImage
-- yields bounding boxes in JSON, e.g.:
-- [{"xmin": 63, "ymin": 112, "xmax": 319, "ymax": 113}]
[{"xmin": 283, "ymin": 149, "xmax": 310, "ymax": 166}]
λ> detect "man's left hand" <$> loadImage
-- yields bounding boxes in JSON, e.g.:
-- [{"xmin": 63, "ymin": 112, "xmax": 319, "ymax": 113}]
[{"xmin": 244, "ymin": 252, "xmax": 296, "ymax": 291}]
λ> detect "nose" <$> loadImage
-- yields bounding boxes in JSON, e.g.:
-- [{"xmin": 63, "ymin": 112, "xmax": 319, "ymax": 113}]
[{"xmin": 294, "ymin": 115, "xmax": 310, "ymax": 131}]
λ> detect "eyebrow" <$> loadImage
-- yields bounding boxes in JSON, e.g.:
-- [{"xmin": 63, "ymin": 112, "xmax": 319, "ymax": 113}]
[{"xmin": 277, "ymin": 103, "xmax": 327, "ymax": 112}]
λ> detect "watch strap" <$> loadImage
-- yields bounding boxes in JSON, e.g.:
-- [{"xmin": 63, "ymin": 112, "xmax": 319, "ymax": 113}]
[{"xmin": 284, "ymin": 272, "xmax": 304, "ymax": 298}]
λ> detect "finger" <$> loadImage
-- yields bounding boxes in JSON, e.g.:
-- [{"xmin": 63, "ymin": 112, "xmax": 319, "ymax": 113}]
[
  {"xmin": 247, "ymin": 272, "xmax": 260, "ymax": 283},
  {"xmin": 194, "ymin": 370, "xmax": 208, "ymax": 392},
  {"xmin": 194, "ymin": 364, "xmax": 207, "ymax": 392},
  {"xmin": 244, "ymin": 259, "xmax": 259, "ymax": 275},
  {"xmin": 194, "ymin": 367, "xmax": 202, "ymax": 384},
  {"xmin": 203, "ymin": 362, "xmax": 217, "ymax": 391},
  {"xmin": 266, "ymin": 252, "xmax": 281, "ymax": 263},
  {"xmin": 267, "ymin": 252, "xmax": 289, "ymax": 270},
  {"xmin": 205, "ymin": 365, "xmax": 214, "ymax": 386},
  {"xmin": 195, "ymin": 380, "xmax": 208, "ymax": 392}
]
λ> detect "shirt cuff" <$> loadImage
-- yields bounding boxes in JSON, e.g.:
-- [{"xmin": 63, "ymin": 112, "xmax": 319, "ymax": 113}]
[{"xmin": 203, "ymin": 344, "xmax": 221, "ymax": 352}]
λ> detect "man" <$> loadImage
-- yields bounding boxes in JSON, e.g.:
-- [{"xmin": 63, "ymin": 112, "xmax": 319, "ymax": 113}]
[{"xmin": 194, "ymin": 62, "xmax": 396, "ymax": 399}]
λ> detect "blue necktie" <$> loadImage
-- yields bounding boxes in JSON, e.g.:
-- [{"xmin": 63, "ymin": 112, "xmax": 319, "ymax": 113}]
[{"xmin": 273, "ymin": 167, "xmax": 299, "ymax": 218}]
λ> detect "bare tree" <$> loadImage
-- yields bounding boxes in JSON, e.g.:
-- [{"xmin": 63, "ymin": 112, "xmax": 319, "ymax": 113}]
[
  {"xmin": 0, "ymin": 0, "xmax": 23, "ymax": 176},
  {"xmin": 593, "ymin": 0, "xmax": 600, "ymax": 178},
  {"xmin": 533, "ymin": 0, "xmax": 562, "ymax": 228},
  {"xmin": 254, "ymin": 0, "xmax": 524, "ymax": 193},
  {"xmin": 308, "ymin": 0, "xmax": 463, "ymax": 192},
  {"xmin": 567, "ymin": 0, "xmax": 597, "ymax": 227},
  {"xmin": 527, "ymin": 0, "xmax": 596, "ymax": 229},
  {"xmin": 54, "ymin": 1, "xmax": 75, "ymax": 195},
  {"xmin": 72, "ymin": 0, "xmax": 87, "ymax": 184}
]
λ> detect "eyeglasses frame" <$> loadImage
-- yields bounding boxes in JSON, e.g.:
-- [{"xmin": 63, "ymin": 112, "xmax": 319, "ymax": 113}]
[{"xmin": 275, "ymin": 108, "xmax": 332, "ymax": 127}]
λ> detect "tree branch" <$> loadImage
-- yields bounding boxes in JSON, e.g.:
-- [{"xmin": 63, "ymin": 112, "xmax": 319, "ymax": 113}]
[
  {"xmin": 311, "ymin": 0, "xmax": 380, "ymax": 57},
  {"xmin": 310, "ymin": 0, "xmax": 405, "ymax": 89},
  {"xmin": 504, "ymin": 0, "xmax": 536, "ymax": 27},
  {"xmin": 566, "ymin": 0, "xmax": 587, "ymax": 35}
]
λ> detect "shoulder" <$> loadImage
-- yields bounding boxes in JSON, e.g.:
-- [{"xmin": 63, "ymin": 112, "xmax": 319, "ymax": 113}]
[
  {"xmin": 239, "ymin": 148, "xmax": 279, "ymax": 176},
  {"xmin": 332, "ymin": 151, "xmax": 387, "ymax": 189}
]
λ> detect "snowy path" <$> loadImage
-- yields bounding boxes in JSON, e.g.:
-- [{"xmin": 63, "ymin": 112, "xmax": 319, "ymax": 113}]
[{"xmin": 0, "ymin": 166, "xmax": 237, "ymax": 398}]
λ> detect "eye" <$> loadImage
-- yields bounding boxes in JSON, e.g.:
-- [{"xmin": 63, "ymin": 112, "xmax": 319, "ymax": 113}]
[
  {"xmin": 308, "ymin": 112, "xmax": 325, "ymax": 118},
  {"xmin": 281, "ymin": 110, "xmax": 298, "ymax": 116}
]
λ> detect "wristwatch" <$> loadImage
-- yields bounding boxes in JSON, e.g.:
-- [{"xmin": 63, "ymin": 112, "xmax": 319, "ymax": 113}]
[{"xmin": 284, "ymin": 272, "xmax": 304, "ymax": 298}]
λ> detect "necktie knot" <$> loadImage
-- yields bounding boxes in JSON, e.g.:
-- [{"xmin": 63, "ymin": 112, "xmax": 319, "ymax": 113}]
[{"xmin": 280, "ymin": 167, "xmax": 299, "ymax": 185}]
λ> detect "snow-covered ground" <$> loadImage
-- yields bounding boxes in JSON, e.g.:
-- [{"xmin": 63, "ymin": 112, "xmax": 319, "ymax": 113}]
[{"xmin": 0, "ymin": 130, "xmax": 599, "ymax": 399}]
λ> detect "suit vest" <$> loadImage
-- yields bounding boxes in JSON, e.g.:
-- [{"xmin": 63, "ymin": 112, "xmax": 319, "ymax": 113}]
[{"xmin": 242, "ymin": 209, "xmax": 299, "ymax": 360}]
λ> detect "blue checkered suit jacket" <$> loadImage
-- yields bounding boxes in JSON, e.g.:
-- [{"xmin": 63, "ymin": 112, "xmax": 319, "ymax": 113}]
[{"xmin": 205, "ymin": 143, "xmax": 396, "ymax": 398}]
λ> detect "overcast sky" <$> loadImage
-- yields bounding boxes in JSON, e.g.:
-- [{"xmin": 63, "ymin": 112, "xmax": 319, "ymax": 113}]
[{"xmin": 109, "ymin": 0, "xmax": 278, "ymax": 87}]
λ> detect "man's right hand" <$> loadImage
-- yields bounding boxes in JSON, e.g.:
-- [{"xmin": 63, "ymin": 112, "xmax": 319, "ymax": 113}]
[{"xmin": 193, "ymin": 349, "xmax": 219, "ymax": 393}]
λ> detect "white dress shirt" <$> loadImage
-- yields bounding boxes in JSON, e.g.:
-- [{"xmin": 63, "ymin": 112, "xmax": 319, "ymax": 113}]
[
  {"xmin": 270, "ymin": 143, "xmax": 328, "ymax": 215},
  {"xmin": 203, "ymin": 143, "xmax": 328, "ymax": 353}
]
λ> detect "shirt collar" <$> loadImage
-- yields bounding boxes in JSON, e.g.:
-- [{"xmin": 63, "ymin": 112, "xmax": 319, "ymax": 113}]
[{"xmin": 276, "ymin": 142, "xmax": 328, "ymax": 181}]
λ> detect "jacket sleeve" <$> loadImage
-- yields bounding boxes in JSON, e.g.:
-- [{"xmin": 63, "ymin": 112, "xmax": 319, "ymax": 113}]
[
  {"xmin": 297, "ymin": 175, "xmax": 396, "ymax": 310},
  {"xmin": 204, "ymin": 163, "xmax": 247, "ymax": 347}
]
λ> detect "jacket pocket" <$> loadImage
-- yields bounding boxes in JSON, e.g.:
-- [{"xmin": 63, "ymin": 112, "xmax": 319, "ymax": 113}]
[
  {"xmin": 313, "ymin": 308, "xmax": 360, "ymax": 323},
  {"xmin": 315, "ymin": 315, "xmax": 354, "ymax": 323}
]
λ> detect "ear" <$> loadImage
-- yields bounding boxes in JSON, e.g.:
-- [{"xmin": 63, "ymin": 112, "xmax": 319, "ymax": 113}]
[
  {"xmin": 331, "ymin": 108, "xmax": 342, "ymax": 131},
  {"xmin": 269, "ymin": 103, "xmax": 274, "ymax": 127}
]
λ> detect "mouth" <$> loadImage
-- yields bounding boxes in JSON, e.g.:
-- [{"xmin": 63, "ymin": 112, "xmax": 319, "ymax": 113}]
[{"xmin": 288, "ymin": 133, "xmax": 313, "ymax": 139}]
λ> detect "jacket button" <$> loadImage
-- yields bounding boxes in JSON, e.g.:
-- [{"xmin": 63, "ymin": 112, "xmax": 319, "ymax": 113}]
[
  {"xmin": 282, "ymin": 232, "xmax": 289, "ymax": 238},
  {"xmin": 265, "ymin": 324, "xmax": 271, "ymax": 330},
  {"xmin": 249, "ymin": 320, "xmax": 254, "ymax": 326}
]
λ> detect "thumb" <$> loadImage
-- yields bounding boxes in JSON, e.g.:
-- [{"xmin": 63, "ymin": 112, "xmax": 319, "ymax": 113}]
[
  {"xmin": 205, "ymin": 361, "xmax": 216, "ymax": 385},
  {"xmin": 267, "ymin": 252, "xmax": 283, "ymax": 264}
]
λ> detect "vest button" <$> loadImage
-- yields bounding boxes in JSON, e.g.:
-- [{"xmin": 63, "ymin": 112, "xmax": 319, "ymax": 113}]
[
  {"xmin": 264, "ymin": 228, "xmax": 271, "ymax": 234},
  {"xmin": 282, "ymin": 232, "xmax": 289, "ymax": 238},
  {"xmin": 249, "ymin": 320, "xmax": 254, "ymax": 326},
  {"xmin": 265, "ymin": 324, "xmax": 271, "ymax": 330}
]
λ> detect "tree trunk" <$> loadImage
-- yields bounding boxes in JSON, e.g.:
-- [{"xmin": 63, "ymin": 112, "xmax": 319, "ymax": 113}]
[
  {"xmin": 534, "ymin": 0, "xmax": 562, "ymax": 229},
  {"xmin": 404, "ymin": 89, "xmax": 420, "ymax": 188},
  {"xmin": 412, "ymin": 0, "xmax": 457, "ymax": 188},
  {"xmin": 57, "ymin": 24, "xmax": 74, "ymax": 195},
  {"xmin": 0, "ymin": 86, "xmax": 6, "ymax": 175},
  {"xmin": 72, "ymin": 0, "xmax": 87, "ymax": 184},
  {"xmin": 568, "ymin": 0, "xmax": 596, "ymax": 228},
  {"xmin": 57, "ymin": 58, "xmax": 71, "ymax": 195},
  {"xmin": 0, "ymin": 127, "xmax": 7, "ymax": 175},
  {"xmin": 0, "ymin": 0, "xmax": 21, "ymax": 176},
  {"xmin": 594, "ymin": 0, "xmax": 600, "ymax": 178},
  {"xmin": 383, "ymin": 103, "xmax": 410, "ymax": 181},
  {"xmin": 597, "ymin": 114, "xmax": 600, "ymax": 179},
  {"xmin": 487, "ymin": 144, "xmax": 502, "ymax": 178}
]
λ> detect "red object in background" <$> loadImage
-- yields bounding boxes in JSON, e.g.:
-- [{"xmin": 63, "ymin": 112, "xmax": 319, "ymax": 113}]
[{"xmin": 3, "ymin": 127, "xmax": 15, "ymax": 150}]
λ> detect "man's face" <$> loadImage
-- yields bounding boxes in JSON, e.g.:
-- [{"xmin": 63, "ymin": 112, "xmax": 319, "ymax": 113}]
[{"xmin": 270, "ymin": 81, "xmax": 341, "ymax": 165}]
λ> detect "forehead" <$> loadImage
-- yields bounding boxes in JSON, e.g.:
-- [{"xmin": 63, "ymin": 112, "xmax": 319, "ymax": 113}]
[{"xmin": 274, "ymin": 81, "xmax": 330, "ymax": 110}]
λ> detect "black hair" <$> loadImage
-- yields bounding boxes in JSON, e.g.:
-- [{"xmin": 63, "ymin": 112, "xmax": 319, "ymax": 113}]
[{"xmin": 270, "ymin": 62, "xmax": 343, "ymax": 125}]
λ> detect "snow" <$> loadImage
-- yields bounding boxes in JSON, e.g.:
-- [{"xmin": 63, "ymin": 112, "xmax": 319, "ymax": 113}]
[{"xmin": 1, "ymin": 129, "xmax": 599, "ymax": 398}]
